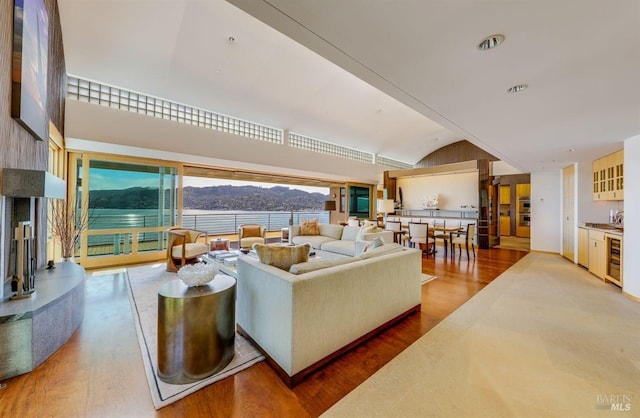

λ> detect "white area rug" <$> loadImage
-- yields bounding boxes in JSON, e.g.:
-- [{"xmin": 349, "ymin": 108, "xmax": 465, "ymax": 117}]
[
  {"xmin": 126, "ymin": 263, "xmax": 264, "ymax": 409},
  {"xmin": 421, "ymin": 273, "xmax": 437, "ymax": 285}
]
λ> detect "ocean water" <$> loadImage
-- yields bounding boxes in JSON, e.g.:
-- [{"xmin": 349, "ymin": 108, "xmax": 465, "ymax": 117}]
[{"xmin": 87, "ymin": 208, "xmax": 329, "ymax": 236}]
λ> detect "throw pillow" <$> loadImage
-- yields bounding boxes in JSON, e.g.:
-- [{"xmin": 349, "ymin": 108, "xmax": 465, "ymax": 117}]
[
  {"xmin": 361, "ymin": 236, "xmax": 384, "ymax": 253},
  {"xmin": 254, "ymin": 243, "xmax": 311, "ymax": 271},
  {"xmin": 299, "ymin": 218, "xmax": 320, "ymax": 236},
  {"xmin": 356, "ymin": 225, "xmax": 377, "ymax": 241},
  {"xmin": 242, "ymin": 225, "xmax": 262, "ymax": 237}
]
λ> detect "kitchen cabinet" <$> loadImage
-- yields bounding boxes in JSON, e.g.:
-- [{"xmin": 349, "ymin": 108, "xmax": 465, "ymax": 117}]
[
  {"xmin": 500, "ymin": 216, "xmax": 510, "ymax": 236},
  {"xmin": 588, "ymin": 230, "xmax": 606, "ymax": 279},
  {"xmin": 499, "ymin": 185, "xmax": 511, "ymax": 236},
  {"xmin": 499, "ymin": 185, "xmax": 511, "ymax": 205},
  {"xmin": 592, "ymin": 150, "xmax": 623, "ymax": 201},
  {"xmin": 578, "ymin": 227, "xmax": 589, "ymax": 267}
]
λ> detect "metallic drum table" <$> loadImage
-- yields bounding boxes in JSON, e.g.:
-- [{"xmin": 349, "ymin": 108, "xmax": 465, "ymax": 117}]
[{"xmin": 157, "ymin": 274, "xmax": 236, "ymax": 384}]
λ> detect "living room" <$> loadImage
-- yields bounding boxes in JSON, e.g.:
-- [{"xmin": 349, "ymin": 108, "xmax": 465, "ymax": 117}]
[{"xmin": 1, "ymin": 0, "xmax": 640, "ymax": 416}]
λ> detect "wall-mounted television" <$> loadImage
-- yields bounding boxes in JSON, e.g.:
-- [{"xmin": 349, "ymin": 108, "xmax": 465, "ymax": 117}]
[{"xmin": 12, "ymin": 0, "xmax": 49, "ymax": 142}]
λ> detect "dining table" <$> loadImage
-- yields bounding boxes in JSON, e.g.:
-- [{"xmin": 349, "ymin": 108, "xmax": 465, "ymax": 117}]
[{"xmin": 401, "ymin": 224, "xmax": 463, "ymax": 256}]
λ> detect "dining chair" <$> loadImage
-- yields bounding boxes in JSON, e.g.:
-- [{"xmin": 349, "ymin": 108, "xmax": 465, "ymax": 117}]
[
  {"xmin": 347, "ymin": 218, "xmax": 361, "ymax": 227},
  {"xmin": 385, "ymin": 220, "xmax": 406, "ymax": 244},
  {"xmin": 450, "ymin": 223, "xmax": 476, "ymax": 259},
  {"xmin": 432, "ymin": 219, "xmax": 450, "ymax": 256},
  {"xmin": 408, "ymin": 222, "xmax": 434, "ymax": 256}
]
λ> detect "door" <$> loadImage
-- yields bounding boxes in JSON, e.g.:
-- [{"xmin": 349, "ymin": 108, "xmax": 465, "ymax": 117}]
[{"xmin": 562, "ymin": 164, "xmax": 576, "ymax": 262}]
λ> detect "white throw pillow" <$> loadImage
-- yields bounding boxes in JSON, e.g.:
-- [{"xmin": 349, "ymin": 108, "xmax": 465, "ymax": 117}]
[
  {"xmin": 361, "ymin": 236, "xmax": 384, "ymax": 253},
  {"xmin": 356, "ymin": 225, "xmax": 377, "ymax": 241}
]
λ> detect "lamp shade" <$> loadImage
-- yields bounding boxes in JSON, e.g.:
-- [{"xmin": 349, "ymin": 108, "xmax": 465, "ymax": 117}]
[
  {"xmin": 324, "ymin": 200, "xmax": 337, "ymax": 211},
  {"xmin": 377, "ymin": 199, "xmax": 395, "ymax": 214}
]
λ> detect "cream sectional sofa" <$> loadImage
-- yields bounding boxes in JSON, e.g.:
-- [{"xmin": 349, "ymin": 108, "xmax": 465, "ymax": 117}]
[
  {"xmin": 289, "ymin": 223, "xmax": 394, "ymax": 256},
  {"xmin": 236, "ymin": 243, "xmax": 422, "ymax": 387}
]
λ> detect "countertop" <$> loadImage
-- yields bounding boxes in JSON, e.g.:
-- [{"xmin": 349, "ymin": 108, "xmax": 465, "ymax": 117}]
[{"xmin": 579, "ymin": 223, "xmax": 623, "ymax": 235}]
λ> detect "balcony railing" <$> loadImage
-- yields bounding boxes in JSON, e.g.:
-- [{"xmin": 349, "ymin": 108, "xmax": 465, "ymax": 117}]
[{"xmin": 84, "ymin": 210, "xmax": 330, "ymax": 255}]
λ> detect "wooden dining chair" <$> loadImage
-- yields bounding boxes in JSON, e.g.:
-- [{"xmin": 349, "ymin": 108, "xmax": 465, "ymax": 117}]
[
  {"xmin": 408, "ymin": 222, "xmax": 434, "ymax": 256},
  {"xmin": 432, "ymin": 219, "xmax": 450, "ymax": 256},
  {"xmin": 450, "ymin": 223, "xmax": 476, "ymax": 259}
]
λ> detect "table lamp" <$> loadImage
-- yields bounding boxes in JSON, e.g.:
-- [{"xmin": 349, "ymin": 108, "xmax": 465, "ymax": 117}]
[{"xmin": 377, "ymin": 199, "xmax": 395, "ymax": 226}]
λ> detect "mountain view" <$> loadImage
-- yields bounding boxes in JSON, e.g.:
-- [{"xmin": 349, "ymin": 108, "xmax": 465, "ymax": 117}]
[{"xmin": 89, "ymin": 185, "xmax": 329, "ymax": 211}]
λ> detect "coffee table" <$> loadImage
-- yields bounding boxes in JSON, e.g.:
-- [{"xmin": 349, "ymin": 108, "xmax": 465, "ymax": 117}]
[{"xmin": 201, "ymin": 252, "xmax": 238, "ymax": 278}]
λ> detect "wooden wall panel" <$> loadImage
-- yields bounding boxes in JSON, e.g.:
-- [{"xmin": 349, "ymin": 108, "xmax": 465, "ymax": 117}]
[
  {"xmin": 1, "ymin": 0, "xmax": 67, "ymax": 275},
  {"xmin": 415, "ymin": 140, "xmax": 498, "ymax": 168}
]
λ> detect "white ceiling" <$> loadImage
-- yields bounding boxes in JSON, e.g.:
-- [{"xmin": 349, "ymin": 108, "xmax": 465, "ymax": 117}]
[{"xmin": 58, "ymin": 0, "xmax": 640, "ymax": 173}]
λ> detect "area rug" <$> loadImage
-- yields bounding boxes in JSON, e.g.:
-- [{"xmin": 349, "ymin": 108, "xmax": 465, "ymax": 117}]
[
  {"xmin": 126, "ymin": 263, "xmax": 264, "ymax": 409},
  {"xmin": 421, "ymin": 273, "xmax": 437, "ymax": 285}
]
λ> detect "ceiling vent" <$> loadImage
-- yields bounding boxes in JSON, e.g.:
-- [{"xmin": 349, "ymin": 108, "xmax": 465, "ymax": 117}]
[{"xmin": 477, "ymin": 34, "xmax": 505, "ymax": 50}]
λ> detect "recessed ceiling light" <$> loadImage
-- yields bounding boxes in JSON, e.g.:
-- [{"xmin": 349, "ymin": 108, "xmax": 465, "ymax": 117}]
[
  {"xmin": 477, "ymin": 34, "xmax": 505, "ymax": 50},
  {"xmin": 569, "ymin": 148, "xmax": 575, "ymax": 152},
  {"xmin": 228, "ymin": 36, "xmax": 236, "ymax": 43},
  {"xmin": 507, "ymin": 83, "xmax": 528, "ymax": 93}
]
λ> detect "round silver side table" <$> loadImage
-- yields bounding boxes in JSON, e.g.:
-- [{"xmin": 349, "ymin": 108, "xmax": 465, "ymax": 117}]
[{"xmin": 157, "ymin": 274, "xmax": 236, "ymax": 384}]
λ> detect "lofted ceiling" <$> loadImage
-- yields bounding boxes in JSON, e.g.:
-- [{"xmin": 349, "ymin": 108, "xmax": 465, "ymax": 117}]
[{"xmin": 58, "ymin": 0, "xmax": 640, "ymax": 174}]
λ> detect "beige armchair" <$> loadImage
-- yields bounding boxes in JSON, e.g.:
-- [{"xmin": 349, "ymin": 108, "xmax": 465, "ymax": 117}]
[
  {"xmin": 166, "ymin": 227, "xmax": 209, "ymax": 272},
  {"xmin": 238, "ymin": 224, "xmax": 266, "ymax": 249}
]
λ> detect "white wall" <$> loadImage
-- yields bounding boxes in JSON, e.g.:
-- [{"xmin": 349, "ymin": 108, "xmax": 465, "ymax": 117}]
[
  {"xmin": 396, "ymin": 172, "xmax": 478, "ymax": 211},
  {"xmin": 623, "ymin": 135, "xmax": 640, "ymax": 299},
  {"xmin": 531, "ymin": 170, "xmax": 561, "ymax": 253}
]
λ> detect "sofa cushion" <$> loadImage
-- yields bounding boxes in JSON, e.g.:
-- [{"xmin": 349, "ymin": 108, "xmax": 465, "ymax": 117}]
[
  {"xmin": 341, "ymin": 225, "xmax": 361, "ymax": 241},
  {"xmin": 300, "ymin": 219, "xmax": 320, "ymax": 235},
  {"xmin": 254, "ymin": 243, "xmax": 311, "ymax": 271},
  {"xmin": 291, "ymin": 235, "xmax": 335, "ymax": 249},
  {"xmin": 359, "ymin": 243, "xmax": 404, "ymax": 259},
  {"xmin": 318, "ymin": 223, "xmax": 344, "ymax": 240},
  {"xmin": 320, "ymin": 239, "xmax": 358, "ymax": 257},
  {"xmin": 288, "ymin": 257, "xmax": 356, "ymax": 274}
]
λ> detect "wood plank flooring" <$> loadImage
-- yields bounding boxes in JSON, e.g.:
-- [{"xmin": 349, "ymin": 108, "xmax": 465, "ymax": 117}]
[{"xmin": 0, "ymin": 245, "xmax": 527, "ymax": 418}]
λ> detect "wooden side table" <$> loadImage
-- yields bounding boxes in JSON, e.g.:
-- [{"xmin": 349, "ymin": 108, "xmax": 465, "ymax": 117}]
[
  {"xmin": 209, "ymin": 238, "xmax": 230, "ymax": 251},
  {"xmin": 157, "ymin": 274, "xmax": 236, "ymax": 384}
]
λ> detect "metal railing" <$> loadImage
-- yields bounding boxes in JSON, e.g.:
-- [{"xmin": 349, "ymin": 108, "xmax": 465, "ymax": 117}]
[{"xmin": 85, "ymin": 210, "xmax": 330, "ymax": 251}]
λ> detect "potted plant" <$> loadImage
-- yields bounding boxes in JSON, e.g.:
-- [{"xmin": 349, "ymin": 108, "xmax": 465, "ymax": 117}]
[{"xmin": 49, "ymin": 199, "xmax": 88, "ymax": 261}]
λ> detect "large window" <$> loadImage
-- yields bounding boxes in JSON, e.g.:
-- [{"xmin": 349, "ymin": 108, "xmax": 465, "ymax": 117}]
[{"xmin": 70, "ymin": 153, "xmax": 180, "ymax": 268}]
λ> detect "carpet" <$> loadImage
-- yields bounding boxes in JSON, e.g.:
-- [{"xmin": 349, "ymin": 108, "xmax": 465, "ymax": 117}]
[
  {"xmin": 322, "ymin": 252, "xmax": 640, "ymax": 417},
  {"xmin": 421, "ymin": 273, "xmax": 437, "ymax": 285},
  {"xmin": 126, "ymin": 263, "xmax": 264, "ymax": 409}
]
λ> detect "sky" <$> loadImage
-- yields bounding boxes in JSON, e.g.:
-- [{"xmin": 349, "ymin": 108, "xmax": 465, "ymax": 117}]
[{"xmin": 88, "ymin": 168, "xmax": 328, "ymax": 194}]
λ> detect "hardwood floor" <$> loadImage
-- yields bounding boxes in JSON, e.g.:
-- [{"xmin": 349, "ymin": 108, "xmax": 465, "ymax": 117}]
[{"xmin": 0, "ymin": 245, "xmax": 527, "ymax": 418}]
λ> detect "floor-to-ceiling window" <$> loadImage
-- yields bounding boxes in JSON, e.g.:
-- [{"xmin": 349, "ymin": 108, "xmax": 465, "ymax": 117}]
[{"xmin": 70, "ymin": 152, "xmax": 181, "ymax": 268}]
